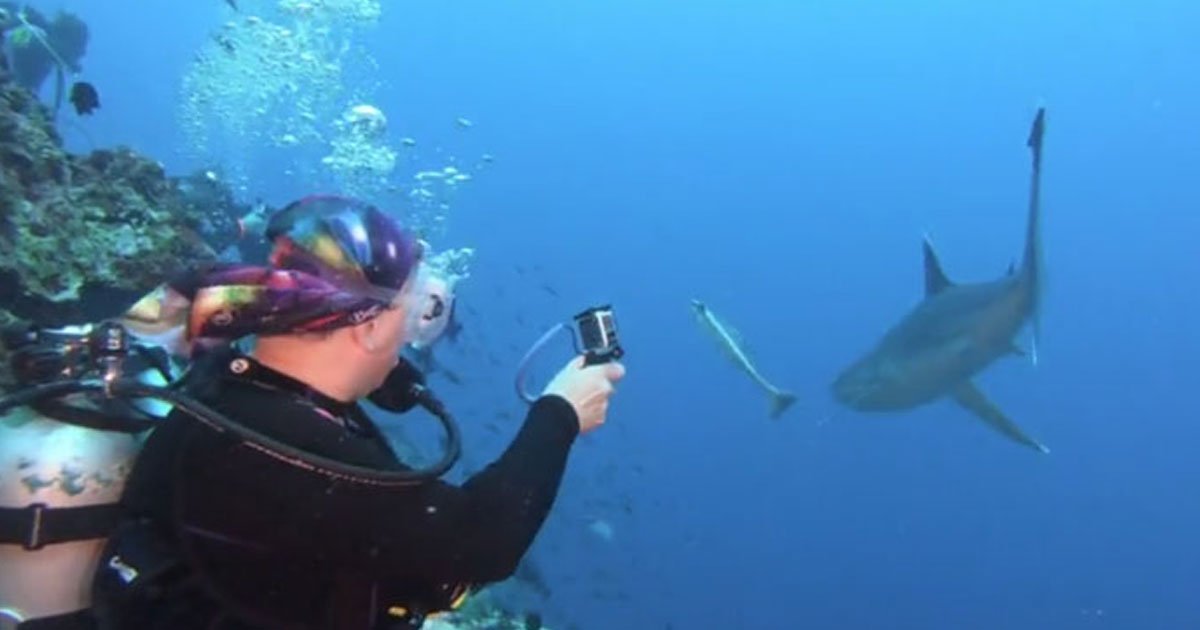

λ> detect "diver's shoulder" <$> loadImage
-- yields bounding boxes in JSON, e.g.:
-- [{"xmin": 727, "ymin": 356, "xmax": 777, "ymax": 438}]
[{"xmin": 178, "ymin": 346, "xmax": 293, "ymax": 412}]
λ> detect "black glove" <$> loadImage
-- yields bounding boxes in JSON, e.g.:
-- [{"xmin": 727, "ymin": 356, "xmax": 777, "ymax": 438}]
[{"xmin": 367, "ymin": 355, "xmax": 427, "ymax": 413}]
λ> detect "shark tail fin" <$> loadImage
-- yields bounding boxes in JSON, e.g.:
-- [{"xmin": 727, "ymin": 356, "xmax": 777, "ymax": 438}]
[
  {"xmin": 769, "ymin": 391, "xmax": 798, "ymax": 419},
  {"xmin": 1023, "ymin": 107, "xmax": 1046, "ymax": 365},
  {"xmin": 1022, "ymin": 107, "xmax": 1046, "ymax": 308}
]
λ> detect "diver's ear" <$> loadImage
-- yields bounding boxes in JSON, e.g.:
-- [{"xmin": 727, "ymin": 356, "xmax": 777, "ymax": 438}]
[{"xmin": 349, "ymin": 318, "xmax": 381, "ymax": 353}]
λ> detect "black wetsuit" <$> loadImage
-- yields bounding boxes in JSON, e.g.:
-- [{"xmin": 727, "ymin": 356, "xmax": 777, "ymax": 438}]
[{"xmin": 96, "ymin": 347, "xmax": 579, "ymax": 629}]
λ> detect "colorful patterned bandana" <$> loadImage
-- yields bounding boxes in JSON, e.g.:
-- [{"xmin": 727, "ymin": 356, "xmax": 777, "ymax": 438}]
[{"xmin": 121, "ymin": 196, "xmax": 424, "ymax": 355}]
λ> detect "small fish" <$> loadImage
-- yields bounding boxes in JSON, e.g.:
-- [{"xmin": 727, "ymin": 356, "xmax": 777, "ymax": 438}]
[
  {"xmin": 68, "ymin": 81, "xmax": 99, "ymax": 115},
  {"xmin": 588, "ymin": 519, "xmax": 615, "ymax": 542},
  {"xmin": 691, "ymin": 299, "xmax": 797, "ymax": 418},
  {"xmin": 225, "ymin": 0, "xmax": 239, "ymax": 10}
]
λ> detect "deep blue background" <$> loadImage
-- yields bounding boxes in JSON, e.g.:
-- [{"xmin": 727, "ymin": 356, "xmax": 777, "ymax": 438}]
[{"xmin": 45, "ymin": 1, "xmax": 1200, "ymax": 627}]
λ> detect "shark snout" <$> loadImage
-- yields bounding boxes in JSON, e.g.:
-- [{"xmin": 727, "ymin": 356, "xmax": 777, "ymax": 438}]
[
  {"xmin": 831, "ymin": 367, "xmax": 871, "ymax": 408},
  {"xmin": 831, "ymin": 358, "xmax": 894, "ymax": 410}
]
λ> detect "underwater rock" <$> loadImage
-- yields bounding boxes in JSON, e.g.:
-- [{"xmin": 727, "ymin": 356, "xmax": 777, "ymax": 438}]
[{"xmin": 0, "ymin": 65, "xmax": 246, "ymax": 329}]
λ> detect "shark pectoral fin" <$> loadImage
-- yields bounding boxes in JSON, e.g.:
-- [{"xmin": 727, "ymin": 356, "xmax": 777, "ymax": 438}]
[{"xmin": 951, "ymin": 382, "xmax": 1049, "ymax": 454}]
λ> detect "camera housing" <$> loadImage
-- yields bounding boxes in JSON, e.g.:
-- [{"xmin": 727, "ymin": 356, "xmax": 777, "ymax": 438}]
[{"xmin": 573, "ymin": 305, "xmax": 623, "ymax": 366}]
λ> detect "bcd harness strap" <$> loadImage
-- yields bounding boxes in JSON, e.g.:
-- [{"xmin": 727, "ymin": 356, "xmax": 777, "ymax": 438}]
[
  {"xmin": 0, "ymin": 503, "xmax": 123, "ymax": 550},
  {"xmin": 12, "ymin": 608, "xmax": 95, "ymax": 629}
]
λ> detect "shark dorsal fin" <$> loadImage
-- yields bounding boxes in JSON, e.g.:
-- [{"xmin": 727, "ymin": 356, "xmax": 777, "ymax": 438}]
[{"xmin": 922, "ymin": 236, "xmax": 953, "ymax": 295}]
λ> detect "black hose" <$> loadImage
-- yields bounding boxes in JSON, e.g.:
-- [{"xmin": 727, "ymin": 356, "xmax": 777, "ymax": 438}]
[
  {"xmin": 0, "ymin": 380, "xmax": 87, "ymax": 413},
  {"xmin": 0, "ymin": 378, "xmax": 460, "ymax": 486}
]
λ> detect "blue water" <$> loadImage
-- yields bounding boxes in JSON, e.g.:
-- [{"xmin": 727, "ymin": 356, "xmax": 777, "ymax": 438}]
[{"xmin": 57, "ymin": 1, "xmax": 1200, "ymax": 628}]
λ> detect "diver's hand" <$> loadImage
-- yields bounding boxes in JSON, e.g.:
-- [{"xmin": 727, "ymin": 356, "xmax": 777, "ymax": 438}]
[{"xmin": 542, "ymin": 356, "xmax": 625, "ymax": 434}]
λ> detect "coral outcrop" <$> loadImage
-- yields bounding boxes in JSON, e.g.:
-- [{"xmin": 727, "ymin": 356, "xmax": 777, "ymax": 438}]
[{"xmin": 0, "ymin": 64, "xmax": 245, "ymax": 328}]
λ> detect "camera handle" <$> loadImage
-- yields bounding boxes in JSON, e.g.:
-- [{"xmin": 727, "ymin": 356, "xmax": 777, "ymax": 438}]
[{"xmin": 514, "ymin": 305, "xmax": 623, "ymax": 404}]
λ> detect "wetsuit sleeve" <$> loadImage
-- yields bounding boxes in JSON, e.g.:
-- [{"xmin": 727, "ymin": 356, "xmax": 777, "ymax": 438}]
[
  {"xmin": 358, "ymin": 394, "xmax": 580, "ymax": 583},
  {"xmin": 433, "ymin": 394, "xmax": 580, "ymax": 580},
  {"xmin": 176, "ymin": 393, "xmax": 580, "ymax": 590}
]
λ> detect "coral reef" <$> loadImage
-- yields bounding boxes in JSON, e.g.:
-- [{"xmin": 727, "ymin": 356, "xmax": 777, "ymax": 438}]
[
  {"xmin": 424, "ymin": 593, "xmax": 549, "ymax": 630},
  {"xmin": 0, "ymin": 64, "xmax": 246, "ymax": 328}
]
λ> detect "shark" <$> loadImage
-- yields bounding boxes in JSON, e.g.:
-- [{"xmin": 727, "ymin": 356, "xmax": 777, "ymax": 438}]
[
  {"xmin": 691, "ymin": 299, "xmax": 798, "ymax": 419},
  {"xmin": 831, "ymin": 108, "xmax": 1050, "ymax": 453}
]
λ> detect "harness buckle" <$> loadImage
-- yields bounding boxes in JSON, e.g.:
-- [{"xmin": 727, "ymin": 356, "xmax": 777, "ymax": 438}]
[{"xmin": 23, "ymin": 503, "xmax": 47, "ymax": 551}]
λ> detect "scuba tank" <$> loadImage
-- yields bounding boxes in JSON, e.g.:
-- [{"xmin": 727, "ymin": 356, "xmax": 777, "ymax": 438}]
[{"xmin": 0, "ymin": 323, "xmax": 171, "ymax": 629}]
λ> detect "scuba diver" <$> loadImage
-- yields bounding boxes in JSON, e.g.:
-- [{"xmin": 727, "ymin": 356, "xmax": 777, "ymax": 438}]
[{"xmin": 0, "ymin": 195, "xmax": 626, "ymax": 629}]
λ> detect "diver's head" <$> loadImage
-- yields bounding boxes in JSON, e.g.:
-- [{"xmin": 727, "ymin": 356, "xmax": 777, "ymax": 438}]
[{"xmin": 241, "ymin": 195, "xmax": 428, "ymax": 399}]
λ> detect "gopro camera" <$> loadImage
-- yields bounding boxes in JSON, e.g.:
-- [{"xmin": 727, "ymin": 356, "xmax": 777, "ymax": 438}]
[{"xmin": 574, "ymin": 305, "xmax": 623, "ymax": 366}]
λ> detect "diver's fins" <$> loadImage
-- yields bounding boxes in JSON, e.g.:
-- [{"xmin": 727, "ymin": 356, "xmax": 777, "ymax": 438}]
[{"xmin": 951, "ymin": 381, "xmax": 1048, "ymax": 453}]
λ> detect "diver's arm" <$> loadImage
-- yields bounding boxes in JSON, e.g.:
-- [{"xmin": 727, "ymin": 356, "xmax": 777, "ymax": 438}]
[
  {"xmin": 347, "ymin": 394, "xmax": 579, "ymax": 584},
  {"xmin": 320, "ymin": 394, "xmax": 577, "ymax": 583},
  {"xmin": 441, "ymin": 394, "xmax": 579, "ymax": 580}
]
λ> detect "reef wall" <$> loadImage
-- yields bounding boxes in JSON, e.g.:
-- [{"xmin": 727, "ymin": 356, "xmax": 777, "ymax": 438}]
[{"xmin": 0, "ymin": 63, "xmax": 247, "ymax": 328}]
